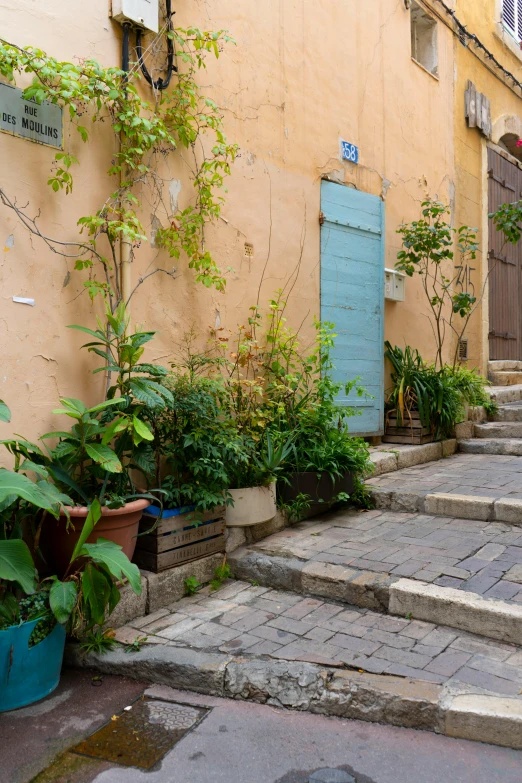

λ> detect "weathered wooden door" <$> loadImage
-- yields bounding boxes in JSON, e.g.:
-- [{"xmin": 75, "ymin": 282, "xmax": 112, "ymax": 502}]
[
  {"xmin": 320, "ymin": 180, "xmax": 385, "ymax": 435},
  {"xmin": 488, "ymin": 148, "xmax": 522, "ymax": 360}
]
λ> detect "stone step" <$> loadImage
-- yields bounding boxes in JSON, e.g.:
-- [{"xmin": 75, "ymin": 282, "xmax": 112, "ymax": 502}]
[
  {"xmin": 370, "ymin": 484, "xmax": 522, "ymax": 524},
  {"xmin": 489, "ymin": 372, "xmax": 522, "ymax": 387},
  {"xmin": 474, "ymin": 422, "xmax": 522, "ymax": 438},
  {"xmin": 488, "ymin": 360, "xmax": 522, "ymax": 373},
  {"xmin": 489, "ymin": 384, "xmax": 522, "ymax": 404},
  {"xmin": 67, "ymin": 577, "xmax": 522, "ymax": 750},
  {"xmin": 458, "ymin": 438, "xmax": 522, "ymax": 456},
  {"xmin": 493, "ymin": 403, "xmax": 522, "ymax": 422}
]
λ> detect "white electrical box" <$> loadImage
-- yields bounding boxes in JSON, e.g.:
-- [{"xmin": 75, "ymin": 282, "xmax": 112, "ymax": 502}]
[
  {"xmin": 385, "ymin": 268, "xmax": 406, "ymax": 302},
  {"xmin": 112, "ymin": 0, "xmax": 159, "ymax": 33}
]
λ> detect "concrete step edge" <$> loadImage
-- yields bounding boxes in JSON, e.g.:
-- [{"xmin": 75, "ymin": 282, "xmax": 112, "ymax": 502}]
[
  {"xmin": 229, "ymin": 547, "xmax": 522, "ymax": 646},
  {"xmin": 369, "ymin": 486, "xmax": 522, "ymax": 525},
  {"xmin": 458, "ymin": 438, "xmax": 522, "ymax": 456},
  {"xmin": 489, "ymin": 384, "xmax": 522, "ymax": 403},
  {"xmin": 65, "ymin": 622, "xmax": 522, "ymax": 749}
]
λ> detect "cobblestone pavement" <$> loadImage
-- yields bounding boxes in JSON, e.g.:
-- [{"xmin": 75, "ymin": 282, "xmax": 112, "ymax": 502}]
[
  {"xmin": 121, "ymin": 580, "xmax": 522, "ymax": 695},
  {"xmin": 249, "ymin": 508, "xmax": 522, "ymax": 602},
  {"xmin": 367, "ymin": 452, "xmax": 522, "ymax": 500}
]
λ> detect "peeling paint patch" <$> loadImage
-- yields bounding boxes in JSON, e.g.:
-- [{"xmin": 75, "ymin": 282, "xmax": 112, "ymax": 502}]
[
  {"xmin": 4, "ymin": 234, "xmax": 14, "ymax": 252},
  {"xmin": 246, "ymin": 151, "xmax": 256, "ymax": 166},
  {"xmin": 169, "ymin": 180, "xmax": 182, "ymax": 214},
  {"xmin": 150, "ymin": 214, "xmax": 163, "ymax": 247},
  {"xmin": 382, "ymin": 178, "xmax": 392, "ymax": 198}
]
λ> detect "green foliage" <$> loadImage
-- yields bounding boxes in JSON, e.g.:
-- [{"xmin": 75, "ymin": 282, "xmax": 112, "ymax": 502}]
[
  {"xmin": 184, "ymin": 576, "xmax": 202, "ymax": 596},
  {"xmin": 210, "ymin": 561, "xmax": 232, "ymax": 591},
  {"xmin": 385, "ymin": 343, "xmax": 493, "ymax": 438},
  {"xmin": 0, "ymin": 32, "xmax": 237, "ymax": 307},
  {"xmin": 146, "ymin": 351, "xmax": 245, "ymax": 511},
  {"xmin": 79, "ymin": 629, "xmax": 118, "ymax": 655},
  {"xmin": 124, "ymin": 635, "xmax": 148, "ymax": 653},
  {"xmin": 349, "ymin": 478, "xmax": 375, "ymax": 510},
  {"xmin": 277, "ymin": 492, "xmax": 312, "ymax": 523},
  {"xmin": 211, "ymin": 292, "xmax": 372, "ymax": 493},
  {"xmin": 396, "ymin": 200, "xmax": 479, "ymax": 369},
  {"xmin": 0, "ymin": 401, "xmax": 11, "ymax": 424},
  {"xmin": 490, "ymin": 199, "xmax": 522, "ymax": 245}
]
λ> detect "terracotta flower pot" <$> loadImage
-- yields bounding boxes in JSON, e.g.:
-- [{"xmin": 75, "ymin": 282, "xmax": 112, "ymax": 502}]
[{"xmin": 42, "ymin": 499, "xmax": 149, "ymax": 577}]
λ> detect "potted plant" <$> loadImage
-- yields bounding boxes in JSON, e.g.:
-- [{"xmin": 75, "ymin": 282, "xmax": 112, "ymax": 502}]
[
  {"xmin": 384, "ymin": 342, "xmax": 465, "ymax": 443},
  {"xmin": 226, "ymin": 431, "xmax": 294, "ymax": 527},
  {"xmin": 132, "ymin": 356, "xmax": 245, "ymax": 569},
  {"xmin": 2, "ymin": 304, "xmax": 172, "ymax": 575},
  {"xmin": 0, "ymin": 402, "xmax": 142, "ymax": 711}
]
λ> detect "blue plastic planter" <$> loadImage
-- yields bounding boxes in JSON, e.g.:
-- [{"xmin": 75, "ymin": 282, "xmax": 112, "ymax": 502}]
[
  {"xmin": 0, "ymin": 619, "xmax": 66, "ymax": 712},
  {"xmin": 144, "ymin": 502, "xmax": 196, "ymax": 518}
]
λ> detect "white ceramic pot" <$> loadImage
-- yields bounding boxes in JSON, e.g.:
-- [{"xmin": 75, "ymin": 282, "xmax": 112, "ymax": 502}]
[{"xmin": 226, "ymin": 482, "xmax": 277, "ymax": 527}]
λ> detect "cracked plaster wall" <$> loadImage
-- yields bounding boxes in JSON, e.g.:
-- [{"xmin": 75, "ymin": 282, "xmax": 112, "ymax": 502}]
[
  {"xmin": 0, "ymin": 0, "xmax": 457, "ymax": 450},
  {"xmin": 452, "ymin": 0, "xmax": 522, "ymax": 371}
]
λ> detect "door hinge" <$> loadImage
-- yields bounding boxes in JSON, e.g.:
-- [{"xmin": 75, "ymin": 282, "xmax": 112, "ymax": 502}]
[{"xmin": 489, "ymin": 330, "xmax": 517, "ymax": 339}]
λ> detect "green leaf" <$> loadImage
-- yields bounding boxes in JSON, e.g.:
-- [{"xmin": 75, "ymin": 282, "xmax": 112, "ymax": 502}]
[
  {"xmin": 133, "ymin": 416, "xmax": 154, "ymax": 441},
  {"xmin": 66, "ymin": 324, "xmax": 107, "ymax": 341},
  {"xmin": 49, "ymin": 579, "xmax": 78, "ymax": 623},
  {"xmin": 19, "ymin": 460, "xmax": 50, "ymax": 479},
  {"xmin": 101, "ymin": 417, "xmax": 128, "ymax": 446},
  {"xmin": 70, "ymin": 498, "xmax": 101, "ymax": 563},
  {"xmin": 86, "ymin": 399, "xmax": 126, "ymax": 415},
  {"xmin": 85, "ymin": 444, "xmax": 122, "ymax": 473},
  {"xmin": 83, "ymin": 538, "xmax": 142, "ymax": 595},
  {"xmin": 0, "ymin": 400, "xmax": 11, "ymax": 423},
  {"xmin": 0, "ymin": 539, "xmax": 36, "ymax": 593},
  {"xmin": 0, "ymin": 469, "xmax": 59, "ymax": 513},
  {"xmin": 81, "ymin": 562, "xmax": 110, "ymax": 626}
]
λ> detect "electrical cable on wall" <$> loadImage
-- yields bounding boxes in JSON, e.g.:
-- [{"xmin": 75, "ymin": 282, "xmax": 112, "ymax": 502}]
[{"xmin": 136, "ymin": 0, "xmax": 176, "ymax": 90}]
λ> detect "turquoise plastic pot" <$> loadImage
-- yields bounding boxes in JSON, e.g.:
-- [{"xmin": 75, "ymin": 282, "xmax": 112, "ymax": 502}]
[{"xmin": 0, "ymin": 619, "xmax": 66, "ymax": 712}]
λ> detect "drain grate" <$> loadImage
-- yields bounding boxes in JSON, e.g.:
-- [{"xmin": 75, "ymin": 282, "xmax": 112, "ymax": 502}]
[{"xmin": 73, "ymin": 698, "xmax": 208, "ymax": 769}]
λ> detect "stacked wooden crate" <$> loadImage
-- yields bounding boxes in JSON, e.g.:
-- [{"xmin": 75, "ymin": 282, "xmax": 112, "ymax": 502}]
[
  {"xmin": 133, "ymin": 505, "xmax": 226, "ymax": 573},
  {"xmin": 383, "ymin": 410, "xmax": 434, "ymax": 445}
]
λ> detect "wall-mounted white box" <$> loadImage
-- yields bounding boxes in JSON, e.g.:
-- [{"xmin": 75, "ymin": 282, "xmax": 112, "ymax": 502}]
[
  {"xmin": 112, "ymin": 0, "xmax": 159, "ymax": 33},
  {"xmin": 385, "ymin": 268, "xmax": 406, "ymax": 302}
]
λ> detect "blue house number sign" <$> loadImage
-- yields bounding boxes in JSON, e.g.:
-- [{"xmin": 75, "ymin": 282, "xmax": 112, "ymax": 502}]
[{"xmin": 341, "ymin": 140, "xmax": 359, "ymax": 164}]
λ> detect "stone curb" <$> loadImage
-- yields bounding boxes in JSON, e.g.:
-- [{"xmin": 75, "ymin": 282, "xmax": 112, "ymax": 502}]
[
  {"xmin": 368, "ymin": 487, "xmax": 522, "ymax": 525},
  {"xmin": 368, "ymin": 439, "xmax": 457, "ymax": 478},
  {"xmin": 66, "ymin": 642, "xmax": 522, "ymax": 749},
  {"xmin": 489, "ymin": 384, "xmax": 522, "ymax": 405},
  {"xmin": 228, "ymin": 549, "xmax": 394, "ymax": 612},
  {"xmin": 474, "ymin": 422, "xmax": 522, "ymax": 438},
  {"xmin": 458, "ymin": 438, "xmax": 522, "ymax": 456},
  {"xmin": 389, "ymin": 578, "xmax": 522, "ymax": 645},
  {"xmin": 231, "ymin": 547, "xmax": 522, "ymax": 645}
]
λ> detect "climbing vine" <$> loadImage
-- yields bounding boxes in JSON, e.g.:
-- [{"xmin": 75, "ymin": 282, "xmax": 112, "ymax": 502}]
[{"xmin": 0, "ymin": 27, "xmax": 237, "ymax": 311}]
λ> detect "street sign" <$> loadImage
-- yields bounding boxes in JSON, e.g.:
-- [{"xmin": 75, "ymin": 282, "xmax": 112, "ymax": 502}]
[{"xmin": 0, "ymin": 82, "xmax": 63, "ymax": 149}]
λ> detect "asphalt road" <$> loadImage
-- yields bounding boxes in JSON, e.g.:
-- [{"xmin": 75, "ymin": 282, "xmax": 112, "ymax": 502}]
[{"xmin": 2, "ymin": 671, "xmax": 522, "ymax": 783}]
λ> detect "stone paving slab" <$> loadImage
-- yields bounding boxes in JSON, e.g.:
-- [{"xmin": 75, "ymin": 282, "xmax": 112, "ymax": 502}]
[
  {"xmin": 236, "ymin": 507, "xmax": 522, "ymax": 606},
  {"xmin": 114, "ymin": 580, "xmax": 522, "ymax": 698}
]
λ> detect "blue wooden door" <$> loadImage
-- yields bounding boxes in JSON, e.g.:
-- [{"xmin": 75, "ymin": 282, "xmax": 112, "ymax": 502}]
[{"xmin": 320, "ymin": 181, "xmax": 384, "ymax": 435}]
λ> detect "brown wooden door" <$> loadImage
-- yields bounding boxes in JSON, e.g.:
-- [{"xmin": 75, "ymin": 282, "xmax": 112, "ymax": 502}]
[{"xmin": 488, "ymin": 148, "xmax": 522, "ymax": 360}]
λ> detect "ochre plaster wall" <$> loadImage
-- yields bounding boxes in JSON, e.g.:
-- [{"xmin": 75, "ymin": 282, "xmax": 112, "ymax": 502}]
[
  {"xmin": 452, "ymin": 0, "xmax": 522, "ymax": 371},
  {"xmin": 0, "ymin": 0, "xmax": 456, "ymax": 449}
]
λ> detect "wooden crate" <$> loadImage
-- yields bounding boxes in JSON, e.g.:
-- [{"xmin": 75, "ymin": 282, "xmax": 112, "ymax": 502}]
[
  {"xmin": 133, "ymin": 505, "xmax": 226, "ymax": 573},
  {"xmin": 383, "ymin": 410, "xmax": 435, "ymax": 445}
]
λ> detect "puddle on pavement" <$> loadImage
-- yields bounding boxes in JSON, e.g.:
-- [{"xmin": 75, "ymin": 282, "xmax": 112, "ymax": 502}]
[{"xmin": 73, "ymin": 698, "xmax": 208, "ymax": 769}]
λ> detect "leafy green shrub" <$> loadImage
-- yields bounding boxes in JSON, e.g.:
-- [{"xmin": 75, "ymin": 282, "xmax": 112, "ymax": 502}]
[{"xmin": 385, "ymin": 342, "xmax": 495, "ymax": 437}]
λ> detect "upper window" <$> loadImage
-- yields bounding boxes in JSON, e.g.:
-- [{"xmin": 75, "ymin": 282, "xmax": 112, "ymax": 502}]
[
  {"xmin": 502, "ymin": 0, "xmax": 522, "ymax": 41},
  {"xmin": 410, "ymin": 1, "xmax": 439, "ymax": 77}
]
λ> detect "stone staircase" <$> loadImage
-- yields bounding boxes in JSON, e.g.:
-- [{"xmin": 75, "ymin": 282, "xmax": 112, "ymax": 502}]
[
  {"xmin": 488, "ymin": 360, "xmax": 522, "ymax": 405},
  {"xmin": 70, "ymin": 363, "xmax": 522, "ymax": 752},
  {"xmin": 459, "ymin": 361, "xmax": 522, "ymax": 456}
]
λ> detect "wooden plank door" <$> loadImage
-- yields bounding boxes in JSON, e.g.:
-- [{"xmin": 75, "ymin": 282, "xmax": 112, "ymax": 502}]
[
  {"xmin": 320, "ymin": 180, "xmax": 385, "ymax": 435},
  {"xmin": 488, "ymin": 148, "xmax": 522, "ymax": 360}
]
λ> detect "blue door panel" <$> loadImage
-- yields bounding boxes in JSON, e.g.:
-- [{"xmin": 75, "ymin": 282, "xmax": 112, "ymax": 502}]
[{"xmin": 320, "ymin": 180, "xmax": 384, "ymax": 435}]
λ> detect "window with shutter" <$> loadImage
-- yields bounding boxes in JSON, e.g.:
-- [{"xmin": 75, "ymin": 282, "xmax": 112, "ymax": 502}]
[{"xmin": 503, "ymin": 0, "xmax": 519, "ymax": 39}]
